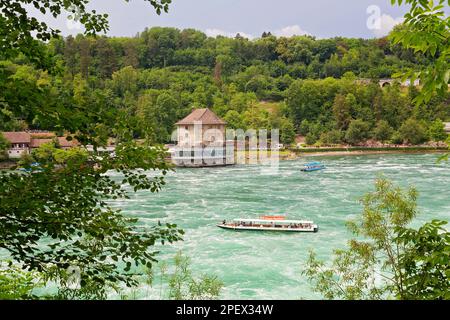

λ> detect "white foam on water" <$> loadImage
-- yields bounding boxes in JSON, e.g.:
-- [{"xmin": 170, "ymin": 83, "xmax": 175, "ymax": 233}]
[{"xmin": 108, "ymin": 153, "xmax": 450, "ymax": 299}]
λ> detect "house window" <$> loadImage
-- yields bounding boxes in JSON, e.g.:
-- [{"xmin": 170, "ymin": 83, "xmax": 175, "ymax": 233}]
[{"xmin": 185, "ymin": 126, "xmax": 188, "ymax": 130}]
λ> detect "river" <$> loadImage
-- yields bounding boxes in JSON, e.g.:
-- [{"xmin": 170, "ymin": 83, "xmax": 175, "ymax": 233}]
[{"xmin": 109, "ymin": 153, "xmax": 450, "ymax": 299}]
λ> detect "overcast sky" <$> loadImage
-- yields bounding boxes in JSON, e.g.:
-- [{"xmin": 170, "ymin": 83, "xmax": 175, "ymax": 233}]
[{"xmin": 33, "ymin": 0, "xmax": 411, "ymax": 39}]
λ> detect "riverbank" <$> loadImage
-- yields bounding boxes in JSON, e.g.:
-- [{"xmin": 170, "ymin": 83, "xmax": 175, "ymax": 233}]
[
  {"xmin": 291, "ymin": 146, "xmax": 449, "ymax": 158},
  {"xmin": 234, "ymin": 146, "xmax": 448, "ymax": 161}
]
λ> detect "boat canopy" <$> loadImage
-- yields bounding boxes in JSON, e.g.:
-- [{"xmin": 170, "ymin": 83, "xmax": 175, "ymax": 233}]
[
  {"xmin": 304, "ymin": 162, "xmax": 323, "ymax": 166},
  {"xmin": 260, "ymin": 215, "xmax": 286, "ymax": 220},
  {"xmin": 233, "ymin": 218, "xmax": 314, "ymax": 224}
]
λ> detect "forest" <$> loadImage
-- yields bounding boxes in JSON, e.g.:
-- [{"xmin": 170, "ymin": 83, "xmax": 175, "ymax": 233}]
[{"xmin": 1, "ymin": 26, "xmax": 449, "ymax": 146}]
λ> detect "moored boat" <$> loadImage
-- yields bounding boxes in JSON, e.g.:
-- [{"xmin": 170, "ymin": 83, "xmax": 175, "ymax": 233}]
[
  {"xmin": 218, "ymin": 216, "xmax": 318, "ymax": 233},
  {"xmin": 301, "ymin": 161, "xmax": 325, "ymax": 172}
]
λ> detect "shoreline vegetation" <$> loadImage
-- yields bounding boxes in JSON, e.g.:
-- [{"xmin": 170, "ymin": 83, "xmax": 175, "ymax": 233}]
[
  {"xmin": 237, "ymin": 146, "xmax": 448, "ymax": 161},
  {"xmin": 1, "ymin": 146, "xmax": 447, "ymax": 169}
]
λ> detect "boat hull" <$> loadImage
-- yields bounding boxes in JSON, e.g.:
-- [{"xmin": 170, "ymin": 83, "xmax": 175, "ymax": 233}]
[
  {"xmin": 301, "ymin": 167, "xmax": 325, "ymax": 172},
  {"xmin": 218, "ymin": 224, "xmax": 318, "ymax": 233}
]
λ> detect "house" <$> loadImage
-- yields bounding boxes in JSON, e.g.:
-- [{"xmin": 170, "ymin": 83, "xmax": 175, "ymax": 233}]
[
  {"xmin": 2, "ymin": 131, "xmax": 81, "ymax": 160},
  {"xmin": 30, "ymin": 138, "xmax": 54, "ymax": 149},
  {"xmin": 171, "ymin": 108, "xmax": 234, "ymax": 167},
  {"xmin": 2, "ymin": 132, "xmax": 31, "ymax": 158},
  {"xmin": 57, "ymin": 136, "xmax": 79, "ymax": 150},
  {"xmin": 29, "ymin": 134, "xmax": 79, "ymax": 150}
]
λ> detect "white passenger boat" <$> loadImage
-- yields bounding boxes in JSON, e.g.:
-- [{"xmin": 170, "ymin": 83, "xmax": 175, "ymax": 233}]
[{"xmin": 217, "ymin": 216, "xmax": 318, "ymax": 233}]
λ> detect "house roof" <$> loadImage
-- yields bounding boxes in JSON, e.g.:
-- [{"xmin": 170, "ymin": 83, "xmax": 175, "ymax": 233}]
[
  {"xmin": 175, "ymin": 108, "xmax": 226, "ymax": 125},
  {"xmin": 57, "ymin": 136, "xmax": 79, "ymax": 148},
  {"xmin": 30, "ymin": 138, "xmax": 54, "ymax": 148},
  {"xmin": 2, "ymin": 132, "xmax": 31, "ymax": 144},
  {"xmin": 30, "ymin": 132, "xmax": 56, "ymax": 139}
]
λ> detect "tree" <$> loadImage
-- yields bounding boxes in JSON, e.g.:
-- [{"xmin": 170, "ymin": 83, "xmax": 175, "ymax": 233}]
[
  {"xmin": 0, "ymin": 133, "xmax": 9, "ymax": 160},
  {"xmin": 345, "ymin": 119, "xmax": 370, "ymax": 145},
  {"xmin": 1, "ymin": 142, "xmax": 184, "ymax": 299},
  {"xmin": 305, "ymin": 132, "xmax": 318, "ymax": 146},
  {"xmin": 279, "ymin": 117, "xmax": 296, "ymax": 145},
  {"xmin": 0, "ymin": 0, "xmax": 171, "ymax": 63},
  {"xmin": 320, "ymin": 130, "xmax": 343, "ymax": 145},
  {"xmin": 373, "ymin": 120, "xmax": 394, "ymax": 143},
  {"xmin": 223, "ymin": 110, "xmax": 244, "ymax": 130},
  {"xmin": 0, "ymin": 263, "xmax": 44, "ymax": 299},
  {"xmin": 109, "ymin": 66, "xmax": 140, "ymax": 97},
  {"xmin": 332, "ymin": 94, "xmax": 352, "ymax": 130},
  {"xmin": 428, "ymin": 119, "xmax": 447, "ymax": 142},
  {"xmin": 390, "ymin": 0, "xmax": 449, "ymax": 105},
  {"xmin": 92, "ymin": 37, "xmax": 118, "ymax": 78},
  {"xmin": 398, "ymin": 118, "xmax": 427, "ymax": 145},
  {"xmin": 304, "ymin": 178, "xmax": 449, "ymax": 300},
  {"xmin": 396, "ymin": 220, "xmax": 450, "ymax": 300},
  {"xmin": 143, "ymin": 252, "xmax": 223, "ymax": 300},
  {"xmin": 0, "ymin": 0, "xmax": 182, "ymax": 300}
]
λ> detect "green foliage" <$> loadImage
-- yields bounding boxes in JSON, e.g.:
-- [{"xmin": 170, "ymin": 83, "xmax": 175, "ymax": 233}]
[
  {"xmin": 396, "ymin": 220, "xmax": 450, "ymax": 300},
  {"xmin": 0, "ymin": 0, "xmax": 171, "ymax": 64},
  {"xmin": 18, "ymin": 152, "xmax": 36, "ymax": 167},
  {"xmin": 0, "ymin": 142, "xmax": 184, "ymax": 298},
  {"xmin": 332, "ymin": 94, "xmax": 352, "ymax": 130},
  {"xmin": 0, "ymin": 0, "xmax": 187, "ymax": 301},
  {"xmin": 223, "ymin": 110, "xmax": 244, "ymax": 130},
  {"xmin": 398, "ymin": 118, "xmax": 428, "ymax": 144},
  {"xmin": 304, "ymin": 178, "xmax": 449, "ymax": 300},
  {"xmin": 320, "ymin": 129, "xmax": 344, "ymax": 145},
  {"xmin": 345, "ymin": 119, "xmax": 370, "ymax": 145},
  {"xmin": 390, "ymin": 0, "xmax": 449, "ymax": 105},
  {"xmin": 0, "ymin": 132, "xmax": 8, "ymax": 159},
  {"xmin": 391, "ymin": 131, "xmax": 404, "ymax": 144},
  {"xmin": 143, "ymin": 252, "xmax": 223, "ymax": 300},
  {"xmin": 305, "ymin": 132, "xmax": 319, "ymax": 146},
  {"xmin": 373, "ymin": 120, "xmax": 394, "ymax": 143},
  {"xmin": 427, "ymin": 119, "xmax": 448, "ymax": 142},
  {"xmin": 0, "ymin": 262, "xmax": 44, "ymax": 299},
  {"xmin": 279, "ymin": 117, "xmax": 296, "ymax": 145}
]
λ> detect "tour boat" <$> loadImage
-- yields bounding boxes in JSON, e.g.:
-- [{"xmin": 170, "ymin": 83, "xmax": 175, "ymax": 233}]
[
  {"xmin": 301, "ymin": 161, "xmax": 325, "ymax": 172},
  {"xmin": 218, "ymin": 216, "xmax": 319, "ymax": 233}
]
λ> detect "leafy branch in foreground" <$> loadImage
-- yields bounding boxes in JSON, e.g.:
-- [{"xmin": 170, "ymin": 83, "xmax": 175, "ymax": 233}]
[
  {"xmin": 0, "ymin": 262, "xmax": 44, "ymax": 299},
  {"xmin": 303, "ymin": 178, "xmax": 449, "ymax": 300},
  {"xmin": 0, "ymin": 0, "xmax": 182, "ymax": 299},
  {"xmin": 0, "ymin": 0, "xmax": 171, "ymax": 64},
  {"xmin": 0, "ymin": 141, "xmax": 184, "ymax": 299},
  {"xmin": 390, "ymin": 0, "xmax": 449, "ymax": 105},
  {"xmin": 130, "ymin": 251, "xmax": 223, "ymax": 300}
]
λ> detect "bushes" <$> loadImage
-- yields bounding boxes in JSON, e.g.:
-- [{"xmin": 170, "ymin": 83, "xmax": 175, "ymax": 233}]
[
  {"xmin": 398, "ymin": 118, "xmax": 427, "ymax": 145},
  {"xmin": 320, "ymin": 130, "xmax": 344, "ymax": 145},
  {"xmin": 427, "ymin": 119, "xmax": 447, "ymax": 142},
  {"xmin": 345, "ymin": 119, "xmax": 370, "ymax": 145},
  {"xmin": 373, "ymin": 120, "xmax": 394, "ymax": 143},
  {"xmin": 0, "ymin": 133, "xmax": 8, "ymax": 160}
]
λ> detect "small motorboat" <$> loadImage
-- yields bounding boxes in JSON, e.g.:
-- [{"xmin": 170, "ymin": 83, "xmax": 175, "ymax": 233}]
[
  {"xmin": 301, "ymin": 161, "xmax": 325, "ymax": 172},
  {"xmin": 218, "ymin": 216, "xmax": 318, "ymax": 233}
]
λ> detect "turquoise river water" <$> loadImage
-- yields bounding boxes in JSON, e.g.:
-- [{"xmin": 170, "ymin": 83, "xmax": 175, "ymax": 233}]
[{"xmin": 109, "ymin": 153, "xmax": 449, "ymax": 299}]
